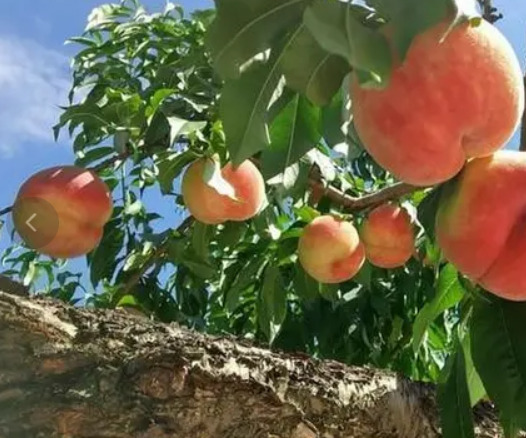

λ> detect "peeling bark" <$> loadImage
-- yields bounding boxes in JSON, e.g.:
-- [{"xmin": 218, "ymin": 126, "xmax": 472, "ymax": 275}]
[{"xmin": 0, "ymin": 291, "xmax": 506, "ymax": 437}]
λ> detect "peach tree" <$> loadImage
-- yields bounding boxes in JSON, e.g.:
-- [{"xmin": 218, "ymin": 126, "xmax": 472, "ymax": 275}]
[{"xmin": 1, "ymin": 0, "xmax": 525, "ymax": 435}]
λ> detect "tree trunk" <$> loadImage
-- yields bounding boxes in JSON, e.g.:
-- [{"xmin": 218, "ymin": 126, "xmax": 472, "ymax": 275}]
[{"xmin": 0, "ymin": 290, "xmax": 505, "ymax": 438}]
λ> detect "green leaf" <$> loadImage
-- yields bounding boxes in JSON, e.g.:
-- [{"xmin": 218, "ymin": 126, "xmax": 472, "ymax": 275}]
[
  {"xmin": 417, "ymin": 186, "xmax": 443, "ymax": 241},
  {"xmin": 155, "ymin": 149, "xmax": 196, "ymax": 195},
  {"xmin": 471, "ymin": 296, "xmax": 526, "ymax": 428},
  {"xmin": 116, "ymin": 294, "xmax": 139, "ymax": 308},
  {"xmin": 75, "ymin": 147, "xmax": 115, "ymax": 167},
  {"xmin": 166, "ymin": 117, "xmax": 206, "ymax": 145},
  {"xmin": 438, "ymin": 341, "xmax": 475, "ymax": 438},
  {"xmin": 182, "ymin": 251, "xmax": 218, "ymax": 279},
  {"xmin": 258, "ymin": 265, "xmax": 288, "ymax": 342},
  {"xmin": 220, "ymin": 50, "xmax": 285, "ymax": 165},
  {"xmin": 461, "ymin": 332, "xmax": 486, "ymax": 407},
  {"xmin": 321, "ymin": 91, "xmax": 346, "ymax": 147},
  {"xmin": 293, "ymin": 263, "xmax": 319, "ymax": 302},
  {"xmin": 413, "ymin": 264, "xmax": 465, "ymax": 351},
  {"xmin": 216, "ymin": 222, "xmax": 249, "ymax": 250},
  {"xmin": 225, "ymin": 257, "xmax": 268, "ymax": 312},
  {"xmin": 89, "ymin": 219, "xmax": 125, "ymax": 286},
  {"xmin": 192, "ymin": 222, "xmax": 214, "ymax": 260},
  {"xmin": 304, "ymin": 0, "xmax": 391, "ymax": 88},
  {"xmin": 262, "ymin": 94, "xmax": 321, "ymax": 180},
  {"xmin": 280, "ymin": 26, "xmax": 348, "ymax": 106},
  {"xmin": 206, "ymin": 0, "xmax": 307, "ymax": 78},
  {"xmin": 373, "ymin": 0, "xmax": 481, "ymax": 61}
]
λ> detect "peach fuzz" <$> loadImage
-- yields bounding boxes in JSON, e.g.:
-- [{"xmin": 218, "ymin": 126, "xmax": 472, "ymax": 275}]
[
  {"xmin": 14, "ymin": 166, "xmax": 113, "ymax": 259},
  {"xmin": 361, "ymin": 203, "xmax": 415, "ymax": 269},
  {"xmin": 182, "ymin": 158, "xmax": 266, "ymax": 225},
  {"xmin": 436, "ymin": 151, "xmax": 526, "ymax": 301},
  {"xmin": 298, "ymin": 215, "xmax": 365, "ymax": 284},
  {"xmin": 351, "ymin": 19, "xmax": 524, "ymax": 186}
]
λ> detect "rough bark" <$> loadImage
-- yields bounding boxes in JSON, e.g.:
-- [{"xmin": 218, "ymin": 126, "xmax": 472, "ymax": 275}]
[{"xmin": 0, "ymin": 290, "xmax": 506, "ymax": 438}]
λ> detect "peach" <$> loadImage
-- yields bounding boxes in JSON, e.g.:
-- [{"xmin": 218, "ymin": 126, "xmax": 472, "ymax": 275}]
[
  {"xmin": 361, "ymin": 203, "xmax": 415, "ymax": 268},
  {"xmin": 298, "ymin": 215, "xmax": 365, "ymax": 284},
  {"xmin": 182, "ymin": 158, "xmax": 266, "ymax": 225},
  {"xmin": 436, "ymin": 151, "xmax": 526, "ymax": 301},
  {"xmin": 351, "ymin": 19, "xmax": 524, "ymax": 186},
  {"xmin": 13, "ymin": 166, "xmax": 113, "ymax": 259}
]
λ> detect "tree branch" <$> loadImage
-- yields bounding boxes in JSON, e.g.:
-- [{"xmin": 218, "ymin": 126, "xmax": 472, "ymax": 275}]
[
  {"xmin": 0, "ymin": 291, "xmax": 504, "ymax": 437},
  {"xmin": 308, "ymin": 176, "xmax": 421, "ymax": 212}
]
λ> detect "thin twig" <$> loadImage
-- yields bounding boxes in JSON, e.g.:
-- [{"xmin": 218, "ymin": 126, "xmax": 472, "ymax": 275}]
[
  {"xmin": 0, "ymin": 206, "xmax": 12, "ymax": 217},
  {"xmin": 309, "ymin": 178, "xmax": 421, "ymax": 212}
]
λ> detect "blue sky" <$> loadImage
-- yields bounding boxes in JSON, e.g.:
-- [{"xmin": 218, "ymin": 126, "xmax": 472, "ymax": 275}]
[{"xmin": 0, "ymin": 1, "xmax": 524, "ymax": 289}]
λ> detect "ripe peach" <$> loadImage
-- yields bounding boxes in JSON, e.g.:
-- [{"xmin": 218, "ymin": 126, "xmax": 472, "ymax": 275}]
[
  {"xmin": 13, "ymin": 166, "xmax": 113, "ymax": 259},
  {"xmin": 361, "ymin": 203, "xmax": 415, "ymax": 268},
  {"xmin": 436, "ymin": 151, "xmax": 526, "ymax": 301},
  {"xmin": 298, "ymin": 215, "xmax": 365, "ymax": 284},
  {"xmin": 182, "ymin": 158, "xmax": 266, "ymax": 224},
  {"xmin": 351, "ymin": 19, "xmax": 524, "ymax": 186}
]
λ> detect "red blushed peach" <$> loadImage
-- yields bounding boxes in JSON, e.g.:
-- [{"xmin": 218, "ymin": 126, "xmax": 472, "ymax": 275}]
[
  {"xmin": 13, "ymin": 166, "xmax": 113, "ymax": 259},
  {"xmin": 361, "ymin": 203, "xmax": 415, "ymax": 269},
  {"xmin": 436, "ymin": 151, "xmax": 526, "ymax": 301},
  {"xmin": 182, "ymin": 158, "xmax": 266, "ymax": 225},
  {"xmin": 351, "ymin": 19, "xmax": 524, "ymax": 186},
  {"xmin": 298, "ymin": 215, "xmax": 365, "ymax": 284}
]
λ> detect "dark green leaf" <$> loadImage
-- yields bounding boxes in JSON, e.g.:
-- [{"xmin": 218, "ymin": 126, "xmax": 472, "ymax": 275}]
[
  {"xmin": 471, "ymin": 296, "xmax": 526, "ymax": 428},
  {"xmin": 206, "ymin": 0, "xmax": 307, "ymax": 78},
  {"xmin": 413, "ymin": 264, "xmax": 465, "ymax": 351},
  {"xmin": 89, "ymin": 219, "xmax": 125, "ymax": 286},
  {"xmin": 417, "ymin": 186, "xmax": 443, "ymax": 241},
  {"xmin": 220, "ymin": 47, "xmax": 288, "ymax": 165},
  {"xmin": 438, "ymin": 341, "xmax": 475, "ymax": 438},
  {"xmin": 293, "ymin": 263, "xmax": 319, "ymax": 302},
  {"xmin": 258, "ymin": 265, "xmax": 287, "ymax": 342},
  {"xmin": 262, "ymin": 94, "xmax": 321, "ymax": 180},
  {"xmin": 280, "ymin": 26, "xmax": 348, "ymax": 105},
  {"xmin": 192, "ymin": 222, "xmax": 214, "ymax": 260},
  {"xmin": 225, "ymin": 257, "xmax": 267, "ymax": 312},
  {"xmin": 461, "ymin": 332, "xmax": 486, "ymax": 407},
  {"xmin": 304, "ymin": 0, "xmax": 391, "ymax": 88},
  {"xmin": 155, "ymin": 150, "xmax": 196, "ymax": 194}
]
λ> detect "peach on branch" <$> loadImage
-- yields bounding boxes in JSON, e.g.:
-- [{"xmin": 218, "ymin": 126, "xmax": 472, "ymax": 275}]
[
  {"xmin": 351, "ymin": 19, "xmax": 524, "ymax": 186},
  {"xmin": 436, "ymin": 151, "xmax": 526, "ymax": 301},
  {"xmin": 182, "ymin": 157, "xmax": 266, "ymax": 225},
  {"xmin": 361, "ymin": 203, "xmax": 415, "ymax": 268},
  {"xmin": 298, "ymin": 215, "xmax": 365, "ymax": 284},
  {"xmin": 13, "ymin": 166, "xmax": 113, "ymax": 259}
]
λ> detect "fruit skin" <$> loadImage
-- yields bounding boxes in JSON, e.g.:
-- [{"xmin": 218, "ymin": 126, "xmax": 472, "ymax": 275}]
[
  {"xmin": 436, "ymin": 151, "xmax": 526, "ymax": 301},
  {"xmin": 351, "ymin": 19, "xmax": 524, "ymax": 186},
  {"xmin": 14, "ymin": 166, "xmax": 113, "ymax": 259},
  {"xmin": 298, "ymin": 215, "xmax": 365, "ymax": 284},
  {"xmin": 361, "ymin": 203, "xmax": 415, "ymax": 269},
  {"xmin": 182, "ymin": 158, "xmax": 266, "ymax": 225}
]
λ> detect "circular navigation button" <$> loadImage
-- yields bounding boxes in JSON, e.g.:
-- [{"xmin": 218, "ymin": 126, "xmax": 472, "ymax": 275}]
[{"xmin": 11, "ymin": 197, "xmax": 59, "ymax": 252}]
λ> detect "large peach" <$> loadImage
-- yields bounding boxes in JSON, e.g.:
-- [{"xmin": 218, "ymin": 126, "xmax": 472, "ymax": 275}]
[
  {"xmin": 351, "ymin": 19, "xmax": 524, "ymax": 186},
  {"xmin": 436, "ymin": 151, "xmax": 526, "ymax": 301},
  {"xmin": 361, "ymin": 203, "xmax": 414, "ymax": 268},
  {"xmin": 182, "ymin": 158, "xmax": 266, "ymax": 224},
  {"xmin": 13, "ymin": 166, "xmax": 112, "ymax": 259},
  {"xmin": 298, "ymin": 215, "xmax": 365, "ymax": 284}
]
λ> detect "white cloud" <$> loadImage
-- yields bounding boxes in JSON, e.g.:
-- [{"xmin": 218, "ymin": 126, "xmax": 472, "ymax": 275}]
[{"xmin": 0, "ymin": 35, "xmax": 70, "ymax": 156}]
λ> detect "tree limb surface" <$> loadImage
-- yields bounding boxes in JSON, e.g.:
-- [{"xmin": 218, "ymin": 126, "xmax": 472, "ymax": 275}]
[{"xmin": 0, "ymin": 291, "xmax": 505, "ymax": 438}]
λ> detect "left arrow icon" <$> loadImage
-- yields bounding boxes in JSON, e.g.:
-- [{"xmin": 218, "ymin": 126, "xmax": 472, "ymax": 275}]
[{"xmin": 26, "ymin": 213, "xmax": 37, "ymax": 232}]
